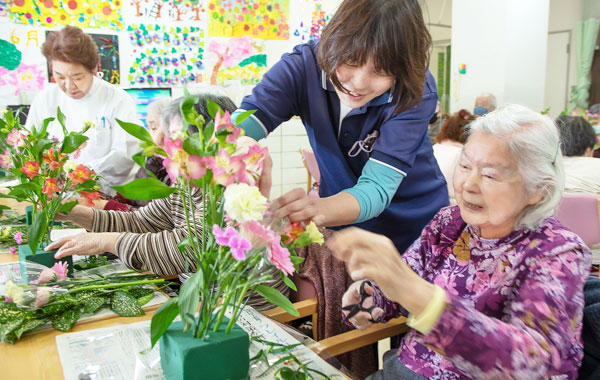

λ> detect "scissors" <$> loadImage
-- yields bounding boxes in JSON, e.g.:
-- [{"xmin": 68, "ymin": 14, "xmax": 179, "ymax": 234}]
[{"xmin": 341, "ymin": 281, "xmax": 382, "ymax": 325}]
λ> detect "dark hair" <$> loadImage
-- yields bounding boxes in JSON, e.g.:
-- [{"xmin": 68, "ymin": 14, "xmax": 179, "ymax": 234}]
[
  {"xmin": 317, "ymin": 0, "xmax": 431, "ymax": 114},
  {"xmin": 435, "ymin": 109, "xmax": 474, "ymax": 144},
  {"xmin": 162, "ymin": 93, "xmax": 237, "ymax": 136},
  {"xmin": 555, "ymin": 115, "xmax": 596, "ymax": 156},
  {"xmin": 42, "ymin": 26, "xmax": 99, "ymax": 72}
]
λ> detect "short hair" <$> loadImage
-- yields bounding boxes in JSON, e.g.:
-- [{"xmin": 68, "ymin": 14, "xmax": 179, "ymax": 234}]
[
  {"xmin": 147, "ymin": 98, "xmax": 171, "ymax": 118},
  {"xmin": 41, "ymin": 26, "xmax": 99, "ymax": 72},
  {"xmin": 435, "ymin": 109, "xmax": 474, "ymax": 144},
  {"xmin": 317, "ymin": 0, "xmax": 431, "ymax": 114},
  {"xmin": 589, "ymin": 103, "xmax": 600, "ymax": 115},
  {"xmin": 555, "ymin": 115, "xmax": 596, "ymax": 157},
  {"xmin": 466, "ymin": 104, "xmax": 564, "ymax": 230},
  {"xmin": 474, "ymin": 92, "xmax": 497, "ymax": 111},
  {"xmin": 162, "ymin": 94, "xmax": 237, "ymax": 137}
]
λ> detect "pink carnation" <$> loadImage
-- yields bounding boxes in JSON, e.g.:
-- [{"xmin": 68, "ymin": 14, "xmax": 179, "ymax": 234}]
[
  {"xmin": 35, "ymin": 287, "xmax": 51, "ymax": 308},
  {"xmin": 14, "ymin": 232, "xmax": 23, "ymax": 244},
  {"xmin": 9, "ymin": 246, "xmax": 16, "ymax": 255}
]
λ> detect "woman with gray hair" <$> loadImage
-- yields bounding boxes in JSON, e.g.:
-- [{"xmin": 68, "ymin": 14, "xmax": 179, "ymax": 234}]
[{"xmin": 329, "ymin": 104, "xmax": 590, "ymax": 379}]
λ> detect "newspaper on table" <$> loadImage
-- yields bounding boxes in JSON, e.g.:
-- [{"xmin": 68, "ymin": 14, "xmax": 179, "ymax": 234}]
[{"xmin": 56, "ymin": 306, "xmax": 344, "ymax": 380}]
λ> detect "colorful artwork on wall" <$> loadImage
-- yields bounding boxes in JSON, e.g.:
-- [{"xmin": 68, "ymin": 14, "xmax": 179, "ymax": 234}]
[
  {"xmin": 0, "ymin": 25, "xmax": 47, "ymax": 99},
  {"xmin": 206, "ymin": 36, "xmax": 266, "ymax": 85},
  {"xmin": 208, "ymin": 0, "xmax": 289, "ymax": 40},
  {"xmin": 291, "ymin": 0, "xmax": 332, "ymax": 44},
  {"xmin": 6, "ymin": 0, "xmax": 123, "ymax": 30},
  {"xmin": 126, "ymin": 23, "xmax": 204, "ymax": 86},
  {"xmin": 125, "ymin": 0, "xmax": 207, "ymax": 23}
]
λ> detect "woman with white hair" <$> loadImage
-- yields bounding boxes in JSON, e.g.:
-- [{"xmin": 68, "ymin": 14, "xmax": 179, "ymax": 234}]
[{"xmin": 329, "ymin": 104, "xmax": 591, "ymax": 379}]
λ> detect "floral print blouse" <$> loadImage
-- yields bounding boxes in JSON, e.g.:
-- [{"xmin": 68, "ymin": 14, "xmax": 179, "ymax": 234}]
[{"xmin": 371, "ymin": 206, "xmax": 591, "ymax": 379}]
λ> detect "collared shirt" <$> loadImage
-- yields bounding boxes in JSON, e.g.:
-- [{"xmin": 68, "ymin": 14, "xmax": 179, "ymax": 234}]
[
  {"xmin": 26, "ymin": 76, "xmax": 140, "ymax": 195},
  {"xmin": 237, "ymin": 40, "xmax": 448, "ymax": 251}
]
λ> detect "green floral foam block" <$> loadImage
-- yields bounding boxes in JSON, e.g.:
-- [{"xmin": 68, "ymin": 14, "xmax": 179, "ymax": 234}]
[
  {"xmin": 18, "ymin": 245, "xmax": 73, "ymax": 280},
  {"xmin": 160, "ymin": 318, "xmax": 250, "ymax": 380}
]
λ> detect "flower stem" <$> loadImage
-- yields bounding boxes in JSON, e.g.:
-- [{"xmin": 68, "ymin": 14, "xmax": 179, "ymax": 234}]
[{"xmin": 68, "ymin": 279, "xmax": 164, "ymax": 293}]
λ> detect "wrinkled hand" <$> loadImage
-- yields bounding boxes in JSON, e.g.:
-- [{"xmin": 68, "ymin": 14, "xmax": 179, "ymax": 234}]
[
  {"xmin": 259, "ymin": 153, "xmax": 272, "ymax": 200},
  {"xmin": 270, "ymin": 188, "xmax": 325, "ymax": 226},
  {"xmin": 342, "ymin": 281, "xmax": 383, "ymax": 330},
  {"xmin": 46, "ymin": 233, "xmax": 113, "ymax": 259}
]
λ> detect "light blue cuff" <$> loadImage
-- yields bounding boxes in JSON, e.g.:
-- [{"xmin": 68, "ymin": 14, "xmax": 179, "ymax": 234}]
[
  {"xmin": 231, "ymin": 109, "xmax": 268, "ymax": 140},
  {"xmin": 342, "ymin": 159, "xmax": 405, "ymax": 223}
]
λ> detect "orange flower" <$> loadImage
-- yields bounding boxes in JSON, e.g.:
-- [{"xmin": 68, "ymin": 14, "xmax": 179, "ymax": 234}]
[
  {"xmin": 42, "ymin": 148, "xmax": 63, "ymax": 171},
  {"xmin": 80, "ymin": 191, "xmax": 101, "ymax": 206},
  {"xmin": 68, "ymin": 164, "xmax": 91, "ymax": 185},
  {"xmin": 283, "ymin": 221, "xmax": 305, "ymax": 245},
  {"xmin": 42, "ymin": 178, "xmax": 62, "ymax": 195},
  {"xmin": 20, "ymin": 161, "xmax": 39, "ymax": 179}
]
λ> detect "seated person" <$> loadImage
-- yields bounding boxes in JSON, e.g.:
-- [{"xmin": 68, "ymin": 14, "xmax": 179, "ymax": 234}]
[
  {"xmin": 556, "ymin": 115, "xmax": 600, "ymax": 195},
  {"xmin": 25, "ymin": 26, "xmax": 139, "ymax": 195},
  {"xmin": 473, "ymin": 92, "xmax": 496, "ymax": 116},
  {"xmin": 135, "ymin": 98, "xmax": 172, "ymax": 185},
  {"xmin": 47, "ymin": 94, "xmax": 284, "ymax": 311},
  {"xmin": 432, "ymin": 109, "xmax": 474, "ymax": 203},
  {"xmin": 330, "ymin": 105, "xmax": 591, "ymax": 379}
]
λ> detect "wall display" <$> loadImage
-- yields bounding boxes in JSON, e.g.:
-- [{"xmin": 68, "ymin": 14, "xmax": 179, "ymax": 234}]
[
  {"xmin": 0, "ymin": 25, "xmax": 47, "ymax": 100},
  {"xmin": 125, "ymin": 0, "xmax": 207, "ymax": 23},
  {"xmin": 206, "ymin": 36, "xmax": 266, "ymax": 85},
  {"xmin": 5, "ymin": 0, "xmax": 123, "ymax": 30},
  {"xmin": 208, "ymin": 0, "xmax": 289, "ymax": 40},
  {"xmin": 125, "ymin": 23, "xmax": 204, "ymax": 86},
  {"xmin": 124, "ymin": 87, "xmax": 172, "ymax": 127},
  {"xmin": 290, "ymin": 0, "xmax": 330, "ymax": 44}
]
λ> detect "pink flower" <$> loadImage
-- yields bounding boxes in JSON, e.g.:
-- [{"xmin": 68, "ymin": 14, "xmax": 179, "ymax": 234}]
[
  {"xmin": 212, "ymin": 224, "xmax": 251, "ymax": 261},
  {"xmin": 51, "ymin": 262, "xmax": 69, "ymax": 281},
  {"xmin": 35, "ymin": 287, "xmax": 51, "ymax": 308},
  {"xmin": 14, "ymin": 232, "xmax": 23, "ymax": 244},
  {"xmin": 162, "ymin": 138, "xmax": 208, "ymax": 182},
  {"xmin": 20, "ymin": 161, "xmax": 39, "ymax": 179},
  {"xmin": 0, "ymin": 150, "xmax": 13, "ymax": 169},
  {"xmin": 268, "ymin": 239, "xmax": 294, "ymax": 276},
  {"xmin": 9, "ymin": 246, "xmax": 16, "ymax": 255},
  {"xmin": 208, "ymin": 148, "xmax": 244, "ymax": 186},
  {"xmin": 72, "ymin": 141, "xmax": 87, "ymax": 159},
  {"xmin": 240, "ymin": 220, "xmax": 275, "ymax": 250},
  {"xmin": 6, "ymin": 128, "xmax": 25, "ymax": 148}
]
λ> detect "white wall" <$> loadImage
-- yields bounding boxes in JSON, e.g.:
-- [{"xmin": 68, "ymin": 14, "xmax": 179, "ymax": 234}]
[{"xmin": 449, "ymin": 0, "xmax": 549, "ymax": 112}]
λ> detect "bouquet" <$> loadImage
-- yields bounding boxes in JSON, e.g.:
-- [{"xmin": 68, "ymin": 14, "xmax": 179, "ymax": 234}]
[
  {"xmin": 0, "ymin": 108, "xmax": 101, "ymax": 253},
  {"xmin": 114, "ymin": 91, "xmax": 323, "ymax": 344}
]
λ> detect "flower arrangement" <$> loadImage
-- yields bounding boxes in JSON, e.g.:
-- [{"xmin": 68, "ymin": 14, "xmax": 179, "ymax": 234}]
[
  {"xmin": 113, "ymin": 91, "xmax": 322, "ymax": 345},
  {"xmin": 0, "ymin": 262, "xmax": 165, "ymax": 344},
  {"xmin": 0, "ymin": 108, "xmax": 101, "ymax": 253}
]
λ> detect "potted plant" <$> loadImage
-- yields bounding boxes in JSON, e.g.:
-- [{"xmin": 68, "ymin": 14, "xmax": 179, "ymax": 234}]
[
  {"xmin": 0, "ymin": 108, "xmax": 101, "ymax": 273},
  {"xmin": 114, "ymin": 92, "xmax": 323, "ymax": 380}
]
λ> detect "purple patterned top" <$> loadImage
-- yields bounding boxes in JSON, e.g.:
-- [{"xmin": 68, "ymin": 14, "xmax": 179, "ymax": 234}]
[{"xmin": 372, "ymin": 206, "xmax": 591, "ymax": 379}]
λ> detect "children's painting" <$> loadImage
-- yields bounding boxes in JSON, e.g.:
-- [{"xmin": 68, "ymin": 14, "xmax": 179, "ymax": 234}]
[
  {"xmin": 205, "ymin": 36, "xmax": 266, "ymax": 85},
  {"xmin": 290, "ymin": 0, "xmax": 333, "ymax": 44},
  {"xmin": 125, "ymin": 0, "xmax": 207, "ymax": 23},
  {"xmin": 0, "ymin": 25, "xmax": 47, "ymax": 102},
  {"xmin": 208, "ymin": 0, "xmax": 289, "ymax": 40},
  {"xmin": 125, "ymin": 23, "xmax": 205, "ymax": 86},
  {"xmin": 5, "ymin": 0, "xmax": 123, "ymax": 30}
]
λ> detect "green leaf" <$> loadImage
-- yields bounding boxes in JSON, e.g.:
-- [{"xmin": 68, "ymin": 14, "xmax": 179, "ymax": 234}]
[
  {"xmin": 40, "ymin": 300, "xmax": 79, "ymax": 316},
  {"xmin": 136, "ymin": 292, "xmax": 154, "ymax": 306},
  {"xmin": 281, "ymin": 273, "xmax": 297, "ymax": 292},
  {"xmin": 31, "ymin": 138, "xmax": 55, "ymax": 160},
  {"xmin": 232, "ymin": 109, "xmax": 256, "ymax": 125},
  {"xmin": 28, "ymin": 210, "xmax": 48, "ymax": 253},
  {"xmin": 132, "ymin": 151, "xmax": 147, "ymax": 170},
  {"xmin": 182, "ymin": 134, "xmax": 204, "ymax": 156},
  {"xmin": 178, "ymin": 270, "xmax": 203, "ymax": 333},
  {"xmin": 177, "ymin": 236, "xmax": 201, "ymax": 253},
  {"xmin": 149, "ymin": 296, "xmax": 179, "ymax": 348},
  {"xmin": 58, "ymin": 200, "xmax": 78, "ymax": 214},
  {"xmin": 110, "ymin": 291, "xmax": 144, "ymax": 317},
  {"xmin": 0, "ymin": 205, "xmax": 10, "ymax": 216},
  {"xmin": 113, "ymin": 178, "xmax": 176, "ymax": 201},
  {"xmin": 14, "ymin": 319, "xmax": 44, "ymax": 339},
  {"xmin": 56, "ymin": 106, "xmax": 68, "ymax": 137},
  {"xmin": 206, "ymin": 98, "xmax": 220, "ymax": 120},
  {"xmin": 61, "ymin": 133, "xmax": 88, "ymax": 154},
  {"xmin": 116, "ymin": 119, "xmax": 154, "ymax": 144},
  {"xmin": 82, "ymin": 296, "xmax": 108, "ymax": 314},
  {"xmin": 50, "ymin": 307, "xmax": 81, "ymax": 332},
  {"xmin": 41, "ymin": 117, "xmax": 55, "ymax": 136},
  {"xmin": 255, "ymin": 285, "xmax": 299, "ymax": 317},
  {"xmin": 202, "ymin": 120, "xmax": 215, "ymax": 143},
  {"xmin": 0, "ymin": 317, "xmax": 23, "ymax": 340},
  {"xmin": 180, "ymin": 93, "xmax": 200, "ymax": 128}
]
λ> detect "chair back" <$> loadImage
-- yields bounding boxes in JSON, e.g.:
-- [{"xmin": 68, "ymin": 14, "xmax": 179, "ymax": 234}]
[{"xmin": 554, "ymin": 193, "xmax": 600, "ymax": 246}]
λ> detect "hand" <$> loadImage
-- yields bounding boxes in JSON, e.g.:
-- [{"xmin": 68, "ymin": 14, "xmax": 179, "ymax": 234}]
[
  {"xmin": 270, "ymin": 188, "xmax": 324, "ymax": 226},
  {"xmin": 328, "ymin": 227, "xmax": 436, "ymax": 316},
  {"xmin": 46, "ymin": 232, "xmax": 117, "ymax": 259},
  {"xmin": 258, "ymin": 153, "xmax": 272, "ymax": 200},
  {"xmin": 342, "ymin": 281, "xmax": 383, "ymax": 330}
]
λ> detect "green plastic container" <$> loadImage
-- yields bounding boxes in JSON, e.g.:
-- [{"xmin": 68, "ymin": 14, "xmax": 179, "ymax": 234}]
[
  {"xmin": 18, "ymin": 244, "xmax": 73, "ymax": 280},
  {"xmin": 160, "ymin": 318, "xmax": 250, "ymax": 380}
]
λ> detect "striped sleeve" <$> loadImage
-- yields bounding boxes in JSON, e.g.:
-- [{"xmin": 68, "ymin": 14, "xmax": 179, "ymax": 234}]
[{"xmin": 91, "ymin": 197, "xmax": 175, "ymax": 233}]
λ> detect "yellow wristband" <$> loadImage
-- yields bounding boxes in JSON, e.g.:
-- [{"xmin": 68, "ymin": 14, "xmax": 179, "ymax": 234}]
[{"xmin": 406, "ymin": 285, "xmax": 446, "ymax": 334}]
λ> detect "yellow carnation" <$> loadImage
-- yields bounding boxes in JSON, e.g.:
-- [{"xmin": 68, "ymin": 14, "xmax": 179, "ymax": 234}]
[
  {"xmin": 305, "ymin": 221, "xmax": 324, "ymax": 245},
  {"xmin": 223, "ymin": 183, "xmax": 267, "ymax": 223}
]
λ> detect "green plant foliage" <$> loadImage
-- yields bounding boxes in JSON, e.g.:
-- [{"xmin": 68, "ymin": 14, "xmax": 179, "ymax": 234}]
[{"xmin": 110, "ymin": 291, "xmax": 144, "ymax": 317}]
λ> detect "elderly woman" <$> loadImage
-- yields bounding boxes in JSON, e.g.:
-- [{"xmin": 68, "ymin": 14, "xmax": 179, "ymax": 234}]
[{"xmin": 330, "ymin": 105, "xmax": 591, "ymax": 379}]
